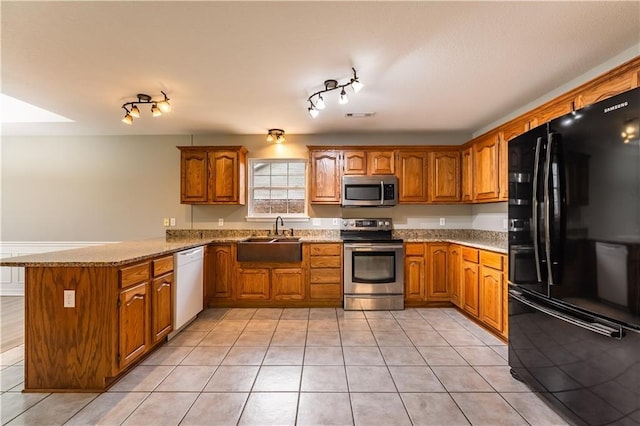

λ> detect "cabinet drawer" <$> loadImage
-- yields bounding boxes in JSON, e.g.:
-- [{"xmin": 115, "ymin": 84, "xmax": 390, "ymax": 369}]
[
  {"xmin": 310, "ymin": 256, "xmax": 341, "ymax": 269},
  {"xmin": 480, "ymin": 251, "xmax": 503, "ymax": 270},
  {"xmin": 120, "ymin": 262, "xmax": 150, "ymax": 288},
  {"xmin": 152, "ymin": 255, "xmax": 174, "ymax": 277},
  {"xmin": 405, "ymin": 243, "xmax": 425, "ymax": 256},
  {"xmin": 310, "ymin": 244, "xmax": 342, "ymax": 256},
  {"xmin": 310, "ymin": 283, "xmax": 342, "ymax": 300},
  {"xmin": 462, "ymin": 247, "xmax": 479, "ymax": 263},
  {"xmin": 310, "ymin": 268, "xmax": 342, "ymax": 284}
]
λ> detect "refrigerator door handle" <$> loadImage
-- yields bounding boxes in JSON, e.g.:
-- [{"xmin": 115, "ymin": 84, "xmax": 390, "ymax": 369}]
[
  {"xmin": 532, "ymin": 136, "xmax": 543, "ymax": 282},
  {"xmin": 509, "ymin": 289, "xmax": 624, "ymax": 339},
  {"xmin": 543, "ymin": 133, "xmax": 554, "ymax": 285}
]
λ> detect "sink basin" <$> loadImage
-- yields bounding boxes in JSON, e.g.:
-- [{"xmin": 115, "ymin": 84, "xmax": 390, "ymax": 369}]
[{"xmin": 237, "ymin": 237, "xmax": 302, "ymax": 262}]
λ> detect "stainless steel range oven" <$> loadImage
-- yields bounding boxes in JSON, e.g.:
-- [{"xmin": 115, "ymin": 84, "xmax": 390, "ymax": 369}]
[{"xmin": 341, "ymin": 218, "xmax": 404, "ymax": 310}]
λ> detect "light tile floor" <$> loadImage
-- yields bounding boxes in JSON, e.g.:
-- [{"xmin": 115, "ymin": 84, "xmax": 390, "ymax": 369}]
[{"xmin": 0, "ymin": 307, "xmax": 570, "ymax": 425}]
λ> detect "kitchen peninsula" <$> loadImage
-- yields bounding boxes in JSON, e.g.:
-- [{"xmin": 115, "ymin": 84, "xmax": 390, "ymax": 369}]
[{"xmin": 1, "ymin": 230, "xmax": 506, "ymax": 392}]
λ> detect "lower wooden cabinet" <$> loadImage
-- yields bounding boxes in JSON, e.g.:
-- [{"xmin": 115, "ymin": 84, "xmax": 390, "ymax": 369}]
[
  {"xmin": 308, "ymin": 243, "xmax": 342, "ymax": 301},
  {"xmin": 479, "ymin": 251, "xmax": 506, "ymax": 335},
  {"xmin": 236, "ymin": 268, "xmax": 270, "ymax": 300},
  {"xmin": 426, "ymin": 244, "xmax": 449, "ymax": 301},
  {"xmin": 204, "ymin": 244, "xmax": 234, "ymax": 305},
  {"xmin": 404, "ymin": 243, "xmax": 426, "ymax": 301},
  {"xmin": 119, "ymin": 281, "xmax": 151, "ymax": 369},
  {"xmin": 461, "ymin": 247, "xmax": 480, "ymax": 318},
  {"xmin": 448, "ymin": 245, "xmax": 462, "ymax": 308},
  {"xmin": 272, "ymin": 268, "xmax": 305, "ymax": 300},
  {"xmin": 151, "ymin": 273, "xmax": 173, "ymax": 343}
]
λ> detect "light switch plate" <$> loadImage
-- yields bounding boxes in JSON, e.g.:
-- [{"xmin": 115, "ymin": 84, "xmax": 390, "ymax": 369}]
[
  {"xmin": 439, "ymin": 218, "xmax": 446, "ymax": 226},
  {"xmin": 312, "ymin": 218, "xmax": 321, "ymax": 226},
  {"xmin": 218, "ymin": 218, "xmax": 224, "ymax": 226},
  {"xmin": 163, "ymin": 218, "xmax": 170, "ymax": 227},
  {"xmin": 64, "ymin": 290, "xmax": 75, "ymax": 308},
  {"xmin": 170, "ymin": 217, "xmax": 176, "ymax": 226},
  {"xmin": 332, "ymin": 218, "xmax": 339, "ymax": 226}
]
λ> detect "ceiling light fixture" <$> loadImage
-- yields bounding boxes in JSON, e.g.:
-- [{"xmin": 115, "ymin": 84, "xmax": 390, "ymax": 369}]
[
  {"xmin": 307, "ymin": 67, "xmax": 363, "ymax": 118},
  {"xmin": 121, "ymin": 91, "xmax": 170, "ymax": 124},
  {"xmin": 267, "ymin": 128, "xmax": 286, "ymax": 144}
]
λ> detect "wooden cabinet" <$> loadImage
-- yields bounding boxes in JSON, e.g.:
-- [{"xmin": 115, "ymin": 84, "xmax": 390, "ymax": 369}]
[
  {"xmin": 236, "ymin": 268, "xmax": 270, "ymax": 300},
  {"xmin": 426, "ymin": 244, "xmax": 449, "ymax": 301},
  {"xmin": 404, "ymin": 243, "xmax": 426, "ymax": 301},
  {"xmin": 499, "ymin": 118, "xmax": 529, "ymax": 202},
  {"xmin": 308, "ymin": 243, "xmax": 342, "ymax": 302},
  {"xmin": 367, "ymin": 151, "xmax": 395, "ymax": 175},
  {"xmin": 343, "ymin": 151, "xmax": 367, "ymax": 175},
  {"xmin": 461, "ymin": 247, "xmax": 480, "ymax": 318},
  {"xmin": 119, "ymin": 282, "xmax": 150, "ymax": 369},
  {"xmin": 204, "ymin": 244, "xmax": 234, "ymax": 306},
  {"xmin": 178, "ymin": 146, "xmax": 247, "ymax": 205},
  {"xmin": 309, "ymin": 150, "xmax": 342, "ymax": 204},
  {"xmin": 448, "ymin": 245, "xmax": 462, "ymax": 308},
  {"xmin": 397, "ymin": 150, "xmax": 429, "ymax": 203},
  {"xmin": 430, "ymin": 151, "xmax": 461, "ymax": 202},
  {"xmin": 528, "ymin": 98, "xmax": 575, "ymax": 129},
  {"xmin": 472, "ymin": 133, "xmax": 501, "ymax": 202},
  {"xmin": 272, "ymin": 268, "xmax": 305, "ymax": 300},
  {"xmin": 479, "ymin": 251, "xmax": 505, "ymax": 335},
  {"xmin": 461, "ymin": 147, "xmax": 473, "ymax": 203},
  {"xmin": 151, "ymin": 255, "xmax": 173, "ymax": 343},
  {"xmin": 574, "ymin": 66, "xmax": 640, "ymax": 109}
]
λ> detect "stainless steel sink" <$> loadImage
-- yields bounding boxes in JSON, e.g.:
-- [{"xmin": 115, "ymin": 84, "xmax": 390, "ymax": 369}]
[{"xmin": 237, "ymin": 237, "xmax": 302, "ymax": 262}]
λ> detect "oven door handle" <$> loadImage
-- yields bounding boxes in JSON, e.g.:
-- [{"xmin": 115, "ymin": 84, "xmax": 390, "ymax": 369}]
[{"xmin": 346, "ymin": 244, "xmax": 404, "ymax": 251}]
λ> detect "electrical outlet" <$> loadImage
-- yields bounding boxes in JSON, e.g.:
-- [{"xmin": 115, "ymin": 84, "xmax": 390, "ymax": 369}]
[
  {"xmin": 163, "ymin": 217, "xmax": 170, "ymax": 227},
  {"xmin": 312, "ymin": 218, "xmax": 321, "ymax": 226},
  {"xmin": 503, "ymin": 219, "xmax": 508, "ymax": 229},
  {"xmin": 64, "ymin": 290, "xmax": 75, "ymax": 308},
  {"xmin": 439, "ymin": 218, "xmax": 446, "ymax": 226},
  {"xmin": 218, "ymin": 218, "xmax": 224, "ymax": 226},
  {"xmin": 332, "ymin": 218, "xmax": 339, "ymax": 226},
  {"xmin": 170, "ymin": 217, "xmax": 176, "ymax": 226}
]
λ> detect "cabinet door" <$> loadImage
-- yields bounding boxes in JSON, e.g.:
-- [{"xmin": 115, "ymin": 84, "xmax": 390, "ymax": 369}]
[
  {"xmin": 430, "ymin": 151, "xmax": 461, "ymax": 202},
  {"xmin": 448, "ymin": 245, "xmax": 462, "ymax": 308},
  {"xmin": 480, "ymin": 265, "xmax": 503, "ymax": 332},
  {"xmin": 343, "ymin": 151, "xmax": 367, "ymax": 175},
  {"xmin": 404, "ymin": 256, "xmax": 425, "ymax": 301},
  {"xmin": 272, "ymin": 268, "xmax": 305, "ymax": 300},
  {"xmin": 461, "ymin": 147, "xmax": 473, "ymax": 202},
  {"xmin": 119, "ymin": 282, "xmax": 150, "ymax": 369},
  {"xmin": 528, "ymin": 99, "xmax": 574, "ymax": 129},
  {"xmin": 152, "ymin": 273, "xmax": 173, "ymax": 343},
  {"xmin": 367, "ymin": 151, "xmax": 395, "ymax": 175},
  {"xmin": 205, "ymin": 244, "xmax": 233, "ymax": 304},
  {"xmin": 499, "ymin": 119, "xmax": 529, "ymax": 202},
  {"xmin": 462, "ymin": 260, "xmax": 479, "ymax": 318},
  {"xmin": 310, "ymin": 151, "xmax": 342, "ymax": 204},
  {"xmin": 473, "ymin": 134, "xmax": 500, "ymax": 201},
  {"xmin": 397, "ymin": 151, "xmax": 428, "ymax": 203},
  {"xmin": 426, "ymin": 244, "xmax": 449, "ymax": 301},
  {"xmin": 236, "ymin": 268, "xmax": 270, "ymax": 299},
  {"xmin": 180, "ymin": 149, "xmax": 208, "ymax": 203},
  {"xmin": 209, "ymin": 151, "xmax": 240, "ymax": 203},
  {"xmin": 574, "ymin": 68, "xmax": 640, "ymax": 109}
]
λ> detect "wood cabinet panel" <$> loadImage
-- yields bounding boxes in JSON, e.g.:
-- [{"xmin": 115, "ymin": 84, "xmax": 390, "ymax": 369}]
[
  {"xmin": 480, "ymin": 251, "xmax": 503, "ymax": 270},
  {"xmin": 309, "ymin": 283, "xmax": 342, "ymax": 300},
  {"xmin": 236, "ymin": 268, "xmax": 270, "ymax": 299},
  {"xmin": 308, "ymin": 243, "xmax": 342, "ymax": 302},
  {"xmin": 448, "ymin": 245, "xmax": 462, "ymax": 308},
  {"xmin": 405, "ymin": 254, "xmax": 425, "ymax": 301},
  {"xmin": 574, "ymin": 68, "xmax": 639, "ymax": 109},
  {"xmin": 180, "ymin": 149, "xmax": 208, "ymax": 203},
  {"xmin": 480, "ymin": 265, "xmax": 503, "ymax": 332},
  {"xmin": 152, "ymin": 256, "xmax": 173, "ymax": 277},
  {"xmin": 309, "ymin": 268, "xmax": 342, "ymax": 284},
  {"xmin": 426, "ymin": 244, "xmax": 449, "ymax": 301},
  {"xmin": 430, "ymin": 151, "xmax": 461, "ymax": 202},
  {"xmin": 310, "ymin": 256, "xmax": 341, "ymax": 268},
  {"xmin": 119, "ymin": 282, "xmax": 151, "ymax": 369},
  {"xmin": 343, "ymin": 151, "xmax": 367, "ymax": 175},
  {"xmin": 528, "ymin": 99, "xmax": 574, "ymax": 129},
  {"xmin": 462, "ymin": 260, "xmax": 479, "ymax": 318},
  {"xmin": 462, "ymin": 247, "xmax": 479, "ymax": 263},
  {"xmin": 461, "ymin": 147, "xmax": 473, "ymax": 202},
  {"xmin": 272, "ymin": 268, "xmax": 304, "ymax": 300},
  {"xmin": 205, "ymin": 244, "xmax": 234, "ymax": 304},
  {"xmin": 120, "ymin": 263, "xmax": 150, "ymax": 288},
  {"xmin": 397, "ymin": 151, "xmax": 428, "ymax": 203},
  {"xmin": 310, "ymin": 150, "xmax": 342, "ymax": 204},
  {"xmin": 310, "ymin": 243, "xmax": 342, "ymax": 256},
  {"xmin": 367, "ymin": 151, "xmax": 395, "ymax": 175},
  {"xmin": 209, "ymin": 151, "xmax": 242, "ymax": 203},
  {"xmin": 473, "ymin": 133, "xmax": 501, "ymax": 201},
  {"xmin": 151, "ymin": 273, "xmax": 173, "ymax": 343}
]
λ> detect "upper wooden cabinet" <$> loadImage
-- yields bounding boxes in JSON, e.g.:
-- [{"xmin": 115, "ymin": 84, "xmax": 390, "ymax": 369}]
[
  {"xmin": 397, "ymin": 150, "xmax": 429, "ymax": 203},
  {"xmin": 461, "ymin": 147, "xmax": 473, "ymax": 203},
  {"xmin": 178, "ymin": 146, "xmax": 247, "ymax": 205},
  {"xmin": 343, "ymin": 151, "xmax": 367, "ymax": 175},
  {"xmin": 430, "ymin": 151, "xmax": 461, "ymax": 203},
  {"xmin": 309, "ymin": 150, "xmax": 342, "ymax": 204},
  {"xmin": 574, "ymin": 66, "xmax": 640, "ymax": 110},
  {"xmin": 528, "ymin": 98, "xmax": 575, "ymax": 129},
  {"xmin": 472, "ymin": 133, "xmax": 501, "ymax": 202},
  {"xmin": 499, "ymin": 118, "xmax": 530, "ymax": 202},
  {"xmin": 367, "ymin": 151, "xmax": 395, "ymax": 175}
]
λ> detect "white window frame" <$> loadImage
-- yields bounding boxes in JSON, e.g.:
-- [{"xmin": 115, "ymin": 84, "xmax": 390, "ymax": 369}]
[{"xmin": 246, "ymin": 158, "xmax": 309, "ymax": 221}]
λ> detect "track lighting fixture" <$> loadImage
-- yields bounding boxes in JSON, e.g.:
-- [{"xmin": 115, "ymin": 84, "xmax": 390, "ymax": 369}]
[
  {"xmin": 307, "ymin": 67, "xmax": 363, "ymax": 118},
  {"xmin": 121, "ymin": 91, "xmax": 171, "ymax": 124},
  {"xmin": 267, "ymin": 128, "xmax": 286, "ymax": 144}
]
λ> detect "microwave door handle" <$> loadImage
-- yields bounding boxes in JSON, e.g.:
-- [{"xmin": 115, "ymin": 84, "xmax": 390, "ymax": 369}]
[
  {"xmin": 380, "ymin": 181, "xmax": 384, "ymax": 205},
  {"xmin": 532, "ymin": 136, "xmax": 543, "ymax": 282}
]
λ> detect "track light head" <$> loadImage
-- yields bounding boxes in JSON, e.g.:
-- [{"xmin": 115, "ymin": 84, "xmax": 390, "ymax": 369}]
[
  {"xmin": 122, "ymin": 112, "xmax": 133, "ymax": 125},
  {"xmin": 316, "ymin": 94, "xmax": 326, "ymax": 110},
  {"xmin": 339, "ymin": 88, "xmax": 349, "ymax": 105},
  {"xmin": 308, "ymin": 106, "xmax": 319, "ymax": 118},
  {"xmin": 306, "ymin": 68, "xmax": 361, "ymax": 116},
  {"xmin": 151, "ymin": 104, "xmax": 162, "ymax": 117},
  {"xmin": 120, "ymin": 91, "xmax": 171, "ymax": 124},
  {"xmin": 129, "ymin": 105, "xmax": 140, "ymax": 118}
]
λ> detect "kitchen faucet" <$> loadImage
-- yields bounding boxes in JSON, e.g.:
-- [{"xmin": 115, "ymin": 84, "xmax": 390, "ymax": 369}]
[{"xmin": 274, "ymin": 216, "xmax": 284, "ymax": 236}]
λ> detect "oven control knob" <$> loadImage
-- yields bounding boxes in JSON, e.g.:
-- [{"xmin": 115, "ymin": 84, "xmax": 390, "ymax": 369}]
[
  {"xmin": 342, "ymin": 220, "xmax": 348, "ymax": 227},
  {"xmin": 384, "ymin": 221, "xmax": 390, "ymax": 226}
]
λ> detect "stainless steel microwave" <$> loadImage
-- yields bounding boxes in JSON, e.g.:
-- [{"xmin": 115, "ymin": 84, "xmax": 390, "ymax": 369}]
[{"xmin": 342, "ymin": 175, "xmax": 398, "ymax": 207}]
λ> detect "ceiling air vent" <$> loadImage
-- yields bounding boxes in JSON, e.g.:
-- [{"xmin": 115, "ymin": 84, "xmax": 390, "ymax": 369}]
[{"xmin": 345, "ymin": 112, "xmax": 376, "ymax": 118}]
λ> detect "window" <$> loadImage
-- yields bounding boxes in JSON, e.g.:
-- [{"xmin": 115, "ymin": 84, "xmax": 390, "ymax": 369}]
[{"xmin": 248, "ymin": 159, "xmax": 307, "ymax": 219}]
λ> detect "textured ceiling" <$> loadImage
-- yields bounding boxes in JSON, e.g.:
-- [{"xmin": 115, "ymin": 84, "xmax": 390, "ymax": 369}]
[{"xmin": 1, "ymin": 1, "xmax": 639, "ymax": 136}]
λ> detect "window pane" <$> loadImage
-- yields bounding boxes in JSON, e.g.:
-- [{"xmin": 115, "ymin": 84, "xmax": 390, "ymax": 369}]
[
  {"xmin": 254, "ymin": 189, "xmax": 270, "ymax": 200},
  {"xmin": 271, "ymin": 163, "xmax": 287, "ymax": 175},
  {"xmin": 289, "ymin": 175, "xmax": 305, "ymax": 187},
  {"xmin": 288, "ymin": 162, "xmax": 305, "ymax": 175},
  {"xmin": 253, "ymin": 200, "xmax": 271, "ymax": 214},
  {"xmin": 288, "ymin": 189, "xmax": 305, "ymax": 200},
  {"xmin": 249, "ymin": 159, "xmax": 307, "ymax": 217},
  {"xmin": 271, "ymin": 175, "xmax": 288, "ymax": 187},
  {"xmin": 254, "ymin": 175, "xmax": 271, "ymax": 187},
  {"xmin": 288, "ymin": 200, "xmax": 305, "ymax": 214},
  {"xmin": 270, "ymin": 189, "xmax": 287, "ymax": 200},
  {"xmin": 253, "ymin": 163, "xmax": 270, "ymax": 175}
]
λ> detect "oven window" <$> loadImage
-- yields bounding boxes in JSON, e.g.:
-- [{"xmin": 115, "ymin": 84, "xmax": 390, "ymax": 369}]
[{"xmin": 352, "ymin": 252, "xmax": 396, "ymax": 284}]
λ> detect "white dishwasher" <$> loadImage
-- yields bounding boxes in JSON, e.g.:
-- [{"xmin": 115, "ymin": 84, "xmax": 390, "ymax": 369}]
[{"xmin": 168, "ymin": 246, "xmax": 204, "ymax": 339}]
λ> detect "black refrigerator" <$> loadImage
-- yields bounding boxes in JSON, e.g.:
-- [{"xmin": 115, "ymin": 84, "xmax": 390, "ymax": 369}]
[{"xmin": 508, "ymin": 87, "xmax": 640, "ymax": 425}]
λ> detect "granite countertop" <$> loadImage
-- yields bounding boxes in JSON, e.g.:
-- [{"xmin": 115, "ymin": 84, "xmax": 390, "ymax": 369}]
[{"xmin": 0, "ymin": 238, "xmax": 210, "ymax": 267}]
